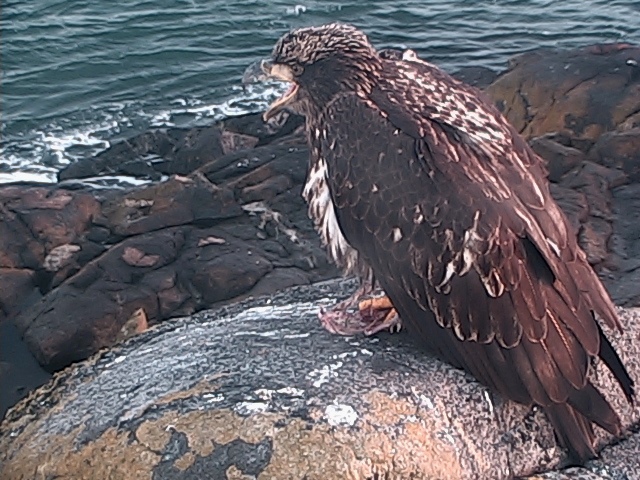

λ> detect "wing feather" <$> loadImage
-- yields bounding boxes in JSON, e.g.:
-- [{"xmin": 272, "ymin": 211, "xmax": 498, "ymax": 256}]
[{"xmin": 315, "ymin": 83, "xmax": 633, "ymax": 460}]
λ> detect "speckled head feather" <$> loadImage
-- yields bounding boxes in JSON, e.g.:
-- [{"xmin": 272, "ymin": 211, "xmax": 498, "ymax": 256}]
[
  {"xmin": 272, "ymin": 23, "xmax": 379, "ymax": 70},
  {"xmin": 268, "ymin": 22, "xmax": 383, "ymax": 109}
]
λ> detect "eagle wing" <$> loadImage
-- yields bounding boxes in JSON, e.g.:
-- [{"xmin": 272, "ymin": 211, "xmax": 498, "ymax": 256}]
[{"xmin": 317, "ymin": 63, "xmax": 633, "ymax": 459}]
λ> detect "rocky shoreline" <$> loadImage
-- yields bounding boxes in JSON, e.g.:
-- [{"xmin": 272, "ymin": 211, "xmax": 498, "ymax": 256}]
[{"xmin": 1, "ymin": 43, "xmax": 639, "ymax": 478}]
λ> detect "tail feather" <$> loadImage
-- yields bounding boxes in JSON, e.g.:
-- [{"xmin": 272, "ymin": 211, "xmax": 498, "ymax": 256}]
[
  {"xmin": 544, "ymin": 403, "xmax": 596, "ymax": 463},
  {"xmin": 567, "ymin": 383, "xmax": 622, "ymax": 435},
  {"xmin": 545, "ymin": 377, "xmax": 626, "ymax": 463},
  {"xmin": 596, "ymin": 319, "xmax": 635, "ymax": 403}
]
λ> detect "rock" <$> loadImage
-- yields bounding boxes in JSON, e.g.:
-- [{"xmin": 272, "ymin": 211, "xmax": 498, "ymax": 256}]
[
  {"xmin": 0, "ymin": 186, "xmax": 101, "ymax": 271},
  {"xmin": 525, "ymin": 432, "xmax": 640, "ymax": 479},
  {"xmin": 0, "ymin": 185, "xmax": 103, "ymax": 307},
  {"xmin": 606, "ymin": 184, "xmax": 640, "ymax": 307},
  {"xmin": 550, "ymin": 160, "xmax": 625, "ymax": 273},
  {"xmin": 11, "ymin": 204, "xmax": 336, "ymax": 371},
  {"xmin": 486, "ymin": 44, "xmax": 640, "ymax": 142},
  {"xmin": 0, "ymin": 268, "xmax": 37, "ymax": 320},
  {"xmin": 530, "ymin": 137, "xmax": 586, "ymax": 183},
  {"xmin": 588, "ymin": 127, "xmax": 640, "ymax": 183},
  {"xmin": 100, "ymin": 174, "xmax": 243, "ymax": 237},
  {"xmin": 220, "ymin": 111, "xmax": 304, "ymax": 145},
  {"xmin": 58, "ymin": 125, "xmax": 226, "ymax": 181},
  {"xmin": 1, "ymin": 279, "xmax": 638, "ymax": 479},
  {"xmin": 0, "ymin": 320, "xmax": 51, "ymax": 421},
  {"xmin": 248, "ymin": 267, "xmax": 311, "ymax": 297},
  {"xmin": 452, "ymin": 65, "xmax": 499, "ymax": 89},
  {"xmin": 57, "ymin": 113, "xmax": 304, "ymax": 182},
  {"xmin": 220, "ymin": 130, "xmax": 260, "ymax": 154},
  {"xmin": 548, "ymin": 184, "xmax": 588, "ymax": 232}
]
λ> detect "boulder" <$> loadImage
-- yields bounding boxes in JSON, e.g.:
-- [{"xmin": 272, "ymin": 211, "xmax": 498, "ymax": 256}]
[
  {"xmin": 0, "ymin": 186, "xmax": 101, "ymax": 270},
  {"xmin": 452, "ymin": 65, "xmax": 499, "ymax": 89},
  {"xmin": 486, "ymin": 43, "xmax": 640, "ymax": 143},
  {"xmin": 529, "ymin": 136, "xmax": 586, "ymax": 184},
  {"xmin": 57, "ymin": 125, "xmax": 228, "ymax": 181},
  {"xmin": 526, "ymin": 431, "xmax": 640, "ymax": 479},
  {"xmin": 1, "ymin": 279, "xmax": 638, "ymax": 480},
  {"xmin": 0, "ymin": 320, "xmax": 51, "ymax": 423},
  {"xmin": 99, "ymin": 174, "xmax": 244, "ymax": 237},
  {"xmin": 0, "ymin": 268, "xmax": 37, "ymax": 320}
]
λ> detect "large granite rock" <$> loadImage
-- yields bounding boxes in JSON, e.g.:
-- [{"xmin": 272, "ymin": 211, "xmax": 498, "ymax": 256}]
[{"xmin": 1, "ymin": 279, "xmax": 638, "ymax": 480}]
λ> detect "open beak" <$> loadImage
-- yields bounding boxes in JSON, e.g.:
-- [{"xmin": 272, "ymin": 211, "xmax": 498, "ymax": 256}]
[{"xmin": 260, "ymin": 60, "xmax": 299, "ymax": 122}]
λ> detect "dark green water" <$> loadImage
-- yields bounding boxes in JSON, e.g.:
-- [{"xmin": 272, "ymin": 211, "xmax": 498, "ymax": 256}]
[{"xmin": 1, "ymin": 0, "xmax": 638, "ymax": 183}]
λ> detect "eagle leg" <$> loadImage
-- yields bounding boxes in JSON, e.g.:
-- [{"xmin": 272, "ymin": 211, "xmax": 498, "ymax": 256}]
[{"xmin": 318, "ymin": 286, "xmax": 401, "ymax": 336}]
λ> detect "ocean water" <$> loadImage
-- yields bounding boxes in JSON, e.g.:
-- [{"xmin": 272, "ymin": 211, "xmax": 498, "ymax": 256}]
[{"xmin": 1, "ymin": 0, "xmax": 638, "ymax": 184}]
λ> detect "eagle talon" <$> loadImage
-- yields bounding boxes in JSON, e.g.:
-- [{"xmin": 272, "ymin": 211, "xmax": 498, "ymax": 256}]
[
  {"xmin": 359, "ymin": 296, "xmax": 402, "ymax": 336},
  {"xmin": 318, "ymin": 292, "xmax": 401, "ymax": 336}
]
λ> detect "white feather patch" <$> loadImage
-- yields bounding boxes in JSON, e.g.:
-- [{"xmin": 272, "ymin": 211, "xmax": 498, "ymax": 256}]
[{"xmin": 303, "ymin": 158, "xmax": 359, "ymax": 273}]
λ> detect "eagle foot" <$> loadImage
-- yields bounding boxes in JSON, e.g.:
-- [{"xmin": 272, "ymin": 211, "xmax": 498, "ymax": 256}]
[
  {"xmin": 319, "ymin": 290, "xmax": 401, "ymax": 336},
  {"xmin": 359, "ymin": 296, "xmax": 402, "ymax": 335}
]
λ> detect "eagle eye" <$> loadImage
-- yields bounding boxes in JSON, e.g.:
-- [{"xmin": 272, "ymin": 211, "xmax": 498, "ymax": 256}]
[{"xmin": 291, "ymin": 64, "xmax": 304, "ymax": 76}]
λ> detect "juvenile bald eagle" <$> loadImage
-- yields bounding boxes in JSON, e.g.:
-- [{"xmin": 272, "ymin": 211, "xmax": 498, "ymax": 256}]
[{"xmin": 259, "ymin": 23, "xmax": 634, "ymax": 462}]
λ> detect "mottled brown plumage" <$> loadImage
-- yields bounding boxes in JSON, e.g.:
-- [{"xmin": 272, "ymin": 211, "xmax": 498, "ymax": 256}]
[{"xmin": 261, "ymin": 23, "xmax": 634, "ymax": 462}]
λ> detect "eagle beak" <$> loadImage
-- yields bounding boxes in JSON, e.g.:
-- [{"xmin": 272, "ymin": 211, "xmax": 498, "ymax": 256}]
[{"xmin": 261, "ymin": 61, "xmax": 299, "ymax": 122}]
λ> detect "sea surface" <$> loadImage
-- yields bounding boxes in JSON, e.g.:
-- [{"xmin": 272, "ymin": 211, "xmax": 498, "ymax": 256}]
[{"xmin": 2, "ymin": 0, "xmax": 638, "ymax": 184}]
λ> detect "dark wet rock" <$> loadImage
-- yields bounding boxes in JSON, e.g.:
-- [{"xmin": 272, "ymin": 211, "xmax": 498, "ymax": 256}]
[
  {"xmin": 0, "ymin": 320, "xmax": 51, "ymax": 421},
  {"xmin": 0, "ymin": 186, "xmax": 101, "ymax": 271},
  {"xmin": 588, "ymin": 127, "xmax": 640, "ymax": 183},
  {"xmin": 547, "ymin": 158, "xmax": 630, "ymax": 278},
  {"xmin": 99, "ymin": 174, "xmax": 243, "ymax": 237},
  {"xmin": 606, "ymin": 184, "xmax": 640, "ymax": 307},
  {"xmin": 220, "ymin": 110, "xmax": 304, "ymax": 146},
  {"xmin": 487, "ymin": 43, "xmax": 640, "ymax": 141},
  {"xmin": 530, "ymin": 137, "xmax": 586, "ymax": 183},
  {"xmin": 248, "ymin": 267, "xmax": 311, "ymax": 297},
  {"xmin": 452, "ymin": 65, "xmax": 499, "ymax": 89},
  {"xmin": 58, "ymin": 125, "xmax": 227, "ymax": 181},
  {"xmin": 197, "ymin": 142, "xmax": 308, "ymax": 187},
  {"xmin": 57, "ymin": 112, "xmax": 305, "ymax": 183},
  {"xmin": 1, "ymin": 279, "xmax": 638, "ymax": 480},
  {"xmin": 548, "ymin": 185, "xmax": 588, "ymax": 233},
  {"xmin": 0, "ymin": 268, "xmax": 37, "ymax": 320},
  {"xmin": 11, "ymin": 201, "xmax": 336, "ymax": 371}
]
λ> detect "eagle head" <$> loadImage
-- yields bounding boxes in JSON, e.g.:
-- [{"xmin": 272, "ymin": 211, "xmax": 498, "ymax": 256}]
[{"xmin": 261, "ymin": 23, "xmax": 382, "ymax": 121}]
